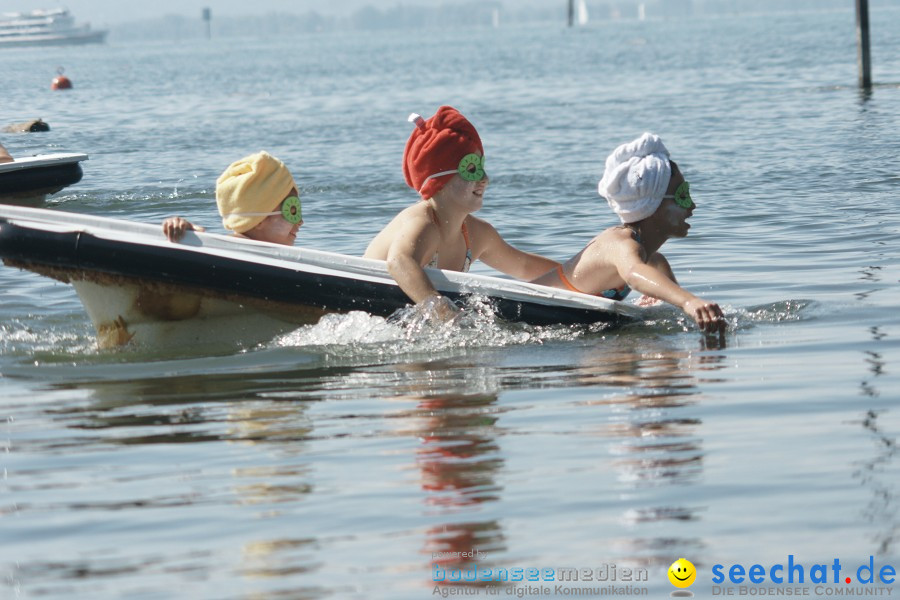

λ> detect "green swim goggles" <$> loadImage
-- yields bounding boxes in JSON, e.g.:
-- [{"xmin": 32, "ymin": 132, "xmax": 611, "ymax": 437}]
[
  {"xmin": 229, "ymin": 195, "xmax": 303, "ymax": 225},
  {"xmin": 419, "ymin": 153, "xmax": 486, "ymax": 192},
  {"xmin": 457, "ymin": 153, "xmax": 486, "ymax": 182},
  {"xmin": 663, "ymin": 181, "xmax": 693, "ymax": 209},
  {"xmin": 279, "ymin": 196, "xmax": 303, "ymax": 224}
]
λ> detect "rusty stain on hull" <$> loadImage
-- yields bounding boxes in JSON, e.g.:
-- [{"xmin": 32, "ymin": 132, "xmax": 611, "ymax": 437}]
[
  {"xmin": 134, "ymin": 286, "xmax": 202, "ymax": 321},
  {"xmin": 96, "ymin": 315, "xmax": 135, "ymax": 347}
]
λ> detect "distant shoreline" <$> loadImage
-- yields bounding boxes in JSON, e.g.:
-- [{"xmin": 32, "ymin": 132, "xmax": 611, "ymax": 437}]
[{"xmin": 103, "ymin": 0, "xmax": 900, "ymax": 41}]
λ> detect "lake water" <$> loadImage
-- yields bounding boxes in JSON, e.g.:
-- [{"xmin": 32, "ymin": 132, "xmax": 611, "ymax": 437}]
[{"xmin": 2, "ymin": 7, "xmax": 900, "ymax": 599}]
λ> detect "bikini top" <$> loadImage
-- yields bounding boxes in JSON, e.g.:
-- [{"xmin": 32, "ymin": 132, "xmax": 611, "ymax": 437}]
[
  {"xmin": 555, "ymin": 227, "xmax": 641, "ymax": 301},
  {"xmin": 426, "ymin": 210, "xmax": 472, "ymax": 273}
]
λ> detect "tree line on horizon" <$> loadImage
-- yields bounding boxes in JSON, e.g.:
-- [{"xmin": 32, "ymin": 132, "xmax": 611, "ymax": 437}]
[{"xmin": 110, "ymin": 0, "xmax": 895, "ymax": 41}]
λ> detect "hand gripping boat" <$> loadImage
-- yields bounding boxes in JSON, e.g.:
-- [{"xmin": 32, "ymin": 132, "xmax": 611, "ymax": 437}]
[{"xmin": 0, "ymin": 206, "xmax": 642, "ymax": 349}]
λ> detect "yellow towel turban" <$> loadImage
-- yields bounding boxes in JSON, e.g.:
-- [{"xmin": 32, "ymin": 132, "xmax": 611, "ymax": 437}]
[{"xmin": 215, "ymin": 151, "xmax": 297, "ymax": 233}]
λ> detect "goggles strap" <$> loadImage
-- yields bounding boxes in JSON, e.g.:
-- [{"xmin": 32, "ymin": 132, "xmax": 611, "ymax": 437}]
[
  {"xmin": 226, "ymin": 211, "xmax": 281, "ymax": 217},
  {"xmin": 418, "ymin": 169, "xmax": 458, "ymax": 193}
]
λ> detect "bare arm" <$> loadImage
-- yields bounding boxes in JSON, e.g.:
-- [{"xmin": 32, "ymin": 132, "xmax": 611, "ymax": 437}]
[
  {"xmin": 615, "ymin": 244, "xmax": 725, "ymax": 333},
  {"xmin": 475, "ymin": 220, "xmax": 560, "ymax": 280},
  {"xmin": 647, "ymin": 252, "xmax": 677, "ymax": 284},
  {"xmin": 386, "ymin": 253, "xmax": 441, "ymax": 304},
  {"xmin": 0, "ymin": 142, "xmax": 12, "ymax": 164},
  {"xmin": 633, "ymin": 252, "xmax": 677, "ymax": 306},
  {"xmin": 384, "ymin": 220, "xmax": 444, "ymax": 304},
  {"xmin": 384, "ymin": 225, "xmax": 462, "ymax": 321}
]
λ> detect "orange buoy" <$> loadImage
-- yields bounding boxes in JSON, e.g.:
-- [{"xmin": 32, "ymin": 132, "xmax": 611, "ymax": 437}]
[{"xmin": 51, "ymin": 67, "xmax": 72, "ymax": 90}]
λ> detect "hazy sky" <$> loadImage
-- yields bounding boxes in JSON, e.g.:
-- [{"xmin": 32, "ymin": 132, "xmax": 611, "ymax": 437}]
[{"xmin": 8, "ymin": 0, "xmax": 424, "ymax": 24}]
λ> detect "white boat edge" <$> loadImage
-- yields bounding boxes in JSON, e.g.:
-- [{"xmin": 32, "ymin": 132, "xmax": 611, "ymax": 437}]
[
  {"xmin": 0, "ymin": 204, "xmax": 643, "ymax": 315},
  {"xmin": 0, "ymin": 153, "xmax": 89, "ymax": 173},
  {"xmin": 0, "ymin": 205, "xmax": 644, "ymax": 349}
]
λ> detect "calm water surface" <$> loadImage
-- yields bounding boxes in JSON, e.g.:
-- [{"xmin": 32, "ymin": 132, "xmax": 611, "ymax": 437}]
[{"xmin": 2, "ymin": 8, "xmax": 900, "ymax": 599}]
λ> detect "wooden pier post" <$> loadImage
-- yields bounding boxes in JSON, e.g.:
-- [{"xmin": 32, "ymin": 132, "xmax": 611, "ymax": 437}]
[
  {"xmin": 202, "ymin": 7, "xmax": 211, "ymax": 40},
  {"xmin": 856, "ymin": 0, "xmax": 872, "ymax": 89},
  {"xmin": 568, "ymin": 0, "xmax": 574, "ymax": 27}
]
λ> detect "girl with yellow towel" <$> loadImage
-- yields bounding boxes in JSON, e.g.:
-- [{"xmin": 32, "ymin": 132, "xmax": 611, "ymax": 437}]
[{"xmin": 163, "ymin": 151, "xmax": 302, "ymax": 246}]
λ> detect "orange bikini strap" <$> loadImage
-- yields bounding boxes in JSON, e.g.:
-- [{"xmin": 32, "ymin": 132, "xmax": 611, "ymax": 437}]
[
  {"xmin": 555, "ymin": 264, "xmax": 585, "ymax": 294},
  {"xmin": 430, "ymin": 209, "xmax": 470, "ymax": 249}
]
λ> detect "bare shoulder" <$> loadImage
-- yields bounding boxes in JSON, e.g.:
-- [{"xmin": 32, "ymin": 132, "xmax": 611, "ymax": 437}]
[
  {"xmin": 383, "ymin": 203, "xmax": 435, "ymax": 234},
  {"xmin": 582, "ymin": 226, "xmax": 646, "ymax": 261},
  {"xmin": 463, "ymin": 215, "xmax": 504, "ymax": 256},
  {"xmin": 604, "ymin": 225, "xmax": 640, "ymax": 243},
  {"xmin": 463, "ymin": 214, "xmax": 496, "ymax": 235},
  {"xmin": 391, "ymin": 202, "xmax": 430, "ymax": 223},
  {"xmin": 366, "ymin": 203, "xmax": 433, "ymax": 259},
  {"xmin": 583, "ymin": 226, "xmax": 632, "ymax": 250}
]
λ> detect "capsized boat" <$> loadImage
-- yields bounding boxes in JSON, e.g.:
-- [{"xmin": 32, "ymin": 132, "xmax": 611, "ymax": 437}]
[
  {"xmin": 0, "ymin": 153, "xmax": 88, "ymax": 205},
  {"xmin": 0, "ymin": 206, "xmax": 642, "ymax": 349}
]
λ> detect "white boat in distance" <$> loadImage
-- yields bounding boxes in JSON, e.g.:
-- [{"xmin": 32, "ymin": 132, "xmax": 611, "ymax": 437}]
[
  {"xmin": 577, "ymin": 0, "xmax": 589, "ymax": 25},
  {"xmin": 0, "ymin": 8, "xmax": 107, "ymax": 47}
]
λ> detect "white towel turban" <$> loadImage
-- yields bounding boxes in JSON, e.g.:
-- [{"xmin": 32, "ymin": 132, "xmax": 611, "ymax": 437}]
[{"xmin": 597, "ymin": 132, "xmax": 672, "ymax": 223}]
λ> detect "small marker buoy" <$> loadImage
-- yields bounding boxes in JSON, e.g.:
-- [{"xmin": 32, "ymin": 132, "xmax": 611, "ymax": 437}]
[{"xmin": 51, "ymin": 67, "xmax": 72, "ymax": 90}]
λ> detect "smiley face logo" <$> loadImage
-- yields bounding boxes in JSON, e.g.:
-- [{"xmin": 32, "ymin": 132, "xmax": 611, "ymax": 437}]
[{"xmin": 668, "ymin": 558, "xmax": 697, "ymax": 588}]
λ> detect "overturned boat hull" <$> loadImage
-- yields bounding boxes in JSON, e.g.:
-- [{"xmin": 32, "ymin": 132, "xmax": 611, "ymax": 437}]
[
  {"xmin": 0, "ymin": 206, "xmax": 642, "ymax": 349},
  {"xmin": 0, "ymin": 153, "xmax": 87, "ymax": 206}
]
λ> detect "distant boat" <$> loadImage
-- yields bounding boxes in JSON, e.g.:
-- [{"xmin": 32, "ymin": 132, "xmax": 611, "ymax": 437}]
[
  {"xmin": 577, "ymin": 0, "xmax": 589, "ymax": 25},
  {"xmin": 0, "ymin": 8, "xmax": 107, "ymax": 47}
]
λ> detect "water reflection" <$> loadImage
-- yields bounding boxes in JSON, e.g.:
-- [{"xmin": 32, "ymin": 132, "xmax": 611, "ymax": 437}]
[
  {"xmin": 416, "ymin": 394, "xmax": 507, "ymax": 573},
  {"xmin": 415, "ymin": 394, "xmax": 503, "ymax": 508},
  {"xmin": 240, "ymin": 537, "xmax": 319, "ymax": 579},
  {"xmin": 36, "ymin": 368, "xmax": 321, "ymax": 594},
  {"xmin": 572, "ymin": 338, "xmax": 715, "ymax": 489},
  {"xmin": 570, "ymin": 336, "xmax": 725, "ymax": 578},
  {"xmin": 409, "ymin": 334, "xmax": 727, "ymax": 589},
  {"xmin": 56, "ymin": 369, "xmax": 317, "ymax": 446},
  {"xmin": 391, "ymin": 390, "xmax": 507, "ymax": 586},
  {"xmin": 855, "ymin": 323, "xmax": 897, "ymax": 555},
  {"xmin": 23, "ymin": 331, "xmax": 731, "ymax": 595}
]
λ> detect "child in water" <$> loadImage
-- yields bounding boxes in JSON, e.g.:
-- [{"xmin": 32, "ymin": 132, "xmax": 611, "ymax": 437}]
[
  {"xmin": 364, "ymin": 106, "xmax": 559, "ymax": 316},
  {"xmin": 163, "ymin": 151, "xmax": 303, "ymax": 246},
  {"xmin": 531, "ymin": 133, "xmax": 726, "ymax": 333}
]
